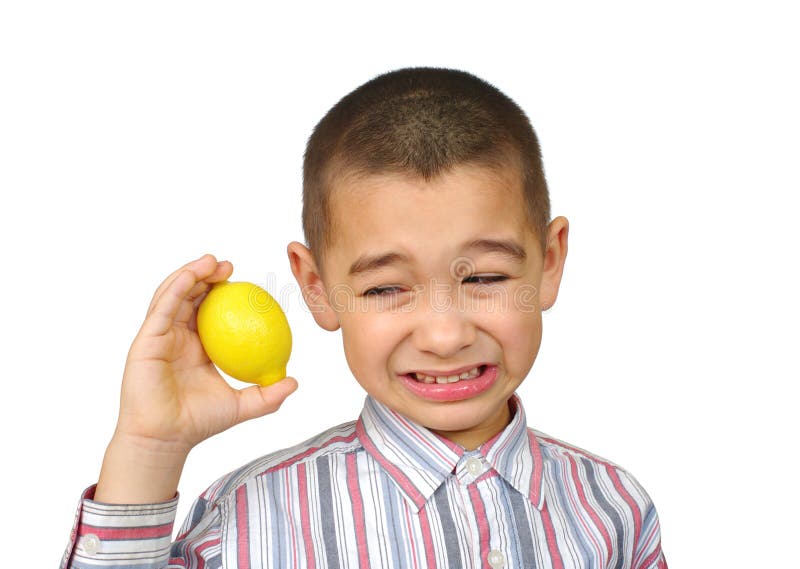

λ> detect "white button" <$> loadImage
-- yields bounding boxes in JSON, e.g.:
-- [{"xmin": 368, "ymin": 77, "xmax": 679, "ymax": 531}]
[
  {"xmin": 488, "ymin": 549, "xmax": 505, "ymax": 568},
  {"xmin": 466, "ymin": 457, "xmax": 483, "ymax": 476},
  {"xmin": 488, "ymin": 549, "xmax": 506, "ymax": 569},
  {"xmin": 81, "ymin": 534, "xmax": 101, "ymax": 555}
]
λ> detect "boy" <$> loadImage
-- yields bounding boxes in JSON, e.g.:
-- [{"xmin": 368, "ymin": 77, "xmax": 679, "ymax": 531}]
[{"xmin": 61, "ymin": 67, "xmax": 667, "ymax": 569}]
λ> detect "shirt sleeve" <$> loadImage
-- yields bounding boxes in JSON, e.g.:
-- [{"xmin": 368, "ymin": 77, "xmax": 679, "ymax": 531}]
[
  {"xmin": 61, "ymin": 484, "xmax": 226, "ymax": 569},
  {"xmin": 632, "ymin": 498, "xmax": 668, "ymax": 569},
  {"xmin": 59, "ymin": 485, "xmax": 179, "ymax": 569}
]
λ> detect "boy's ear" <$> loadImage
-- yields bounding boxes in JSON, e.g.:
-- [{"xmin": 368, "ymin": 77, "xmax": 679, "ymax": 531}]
[
  {"xmin": 287, "ymin": 241, "xmax": 340, "ymax": 331},
  {"xmin": 539, "ymin": 216, "xmax": 569, "ymax": 311}
]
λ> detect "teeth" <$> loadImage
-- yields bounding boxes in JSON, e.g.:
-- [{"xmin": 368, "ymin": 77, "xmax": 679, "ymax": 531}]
[{"xmin": 412, "ymin": 366, "xmax": 482, "ymax": 384}]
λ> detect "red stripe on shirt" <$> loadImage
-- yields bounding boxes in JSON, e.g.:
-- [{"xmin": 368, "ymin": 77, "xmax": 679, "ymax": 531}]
[
  {"xmin": 541, "ymin": 499, "xmax": 565, "ymax": 569},
  {"xmin": 297, "ymin": 462, "xmax": 317, "ymax": 569},
  {"xmin": 529, "ymin": 431, "xmax": 544, "ymax": 506},
  {"xmin": 468, "ymin": 485, "xmax": 491, "ymax": 568},
  {"xmin": 346, "ymin": 453, "xmax": 370, "ymax": 569},
  {"xmin": 79, "ymin": 523, "xmax": 172, "ymax": 540},
  {"xmin": 236, "ymin": 485, "xmax": 251, "ymax": 569},
  {"xmin": 417, "ymin": 506, "xmax": 437, "ymax": 569}
]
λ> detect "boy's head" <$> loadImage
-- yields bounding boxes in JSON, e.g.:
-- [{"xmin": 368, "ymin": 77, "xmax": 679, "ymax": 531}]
[
  {"xmin": 301, "ymin": 66, "xmax": 551, "ymax": 274},
  {"xmin": 288, "ymin": 67, "xmax": 568, "ymax": 450}
]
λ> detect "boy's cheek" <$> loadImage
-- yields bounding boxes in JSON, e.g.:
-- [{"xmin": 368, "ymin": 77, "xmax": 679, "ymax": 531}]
[
  {"xmin": 340, "ymin": 313, "xmax": 400, "ymax": 355},
  {"xmin": 489, "ymin": 309, "xmax": 543, "ymax": 364}
]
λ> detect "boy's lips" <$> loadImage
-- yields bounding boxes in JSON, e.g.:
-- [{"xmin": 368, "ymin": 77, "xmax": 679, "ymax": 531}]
[{"xmin": 398, "ymin": 364, "xmax": 498, "ymax": 402}]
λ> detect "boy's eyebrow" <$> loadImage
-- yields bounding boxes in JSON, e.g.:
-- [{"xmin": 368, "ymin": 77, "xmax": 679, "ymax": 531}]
[
  {"xmin": 348, "ymin": 239, "xmax": 526, "ymax": 277},
  {"xmin": 463, "ymin": 238, "xmax": 527, "ymax": 262},
  {"xmin": 348, "ymin": 252, "xmax": 410, "ymax": 276}
]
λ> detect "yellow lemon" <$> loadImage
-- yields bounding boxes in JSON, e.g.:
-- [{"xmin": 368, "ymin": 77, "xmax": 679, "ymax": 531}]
[{"xmin": 197, "ymin": 281, "xmax": 292, "ymax": 386}]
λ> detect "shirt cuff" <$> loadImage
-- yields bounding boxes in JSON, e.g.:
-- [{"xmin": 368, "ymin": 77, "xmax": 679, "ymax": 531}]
[{"xmin": 61, "ymin": 484, "xmax": 179, "ymax": 569}]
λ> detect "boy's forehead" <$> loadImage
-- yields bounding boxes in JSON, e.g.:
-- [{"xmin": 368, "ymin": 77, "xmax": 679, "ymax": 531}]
[
  {"xmin": 328, "ymin": 162, "xmax": 525, "ymax": 223},
  {"xmin": 322, "ymin": 164, "xmax": 538, "ymax": 273}
]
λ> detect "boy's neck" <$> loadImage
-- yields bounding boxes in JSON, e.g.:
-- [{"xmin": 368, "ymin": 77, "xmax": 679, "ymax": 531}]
[{"xmin": 429, "ymin": 400, "xmax": 513, "ymax": 451}]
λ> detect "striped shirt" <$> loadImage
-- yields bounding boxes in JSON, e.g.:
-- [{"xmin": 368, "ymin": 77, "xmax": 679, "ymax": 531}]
[{"xmin": 61, "ymin": 394, "xmax": 667, "ymax": 569}]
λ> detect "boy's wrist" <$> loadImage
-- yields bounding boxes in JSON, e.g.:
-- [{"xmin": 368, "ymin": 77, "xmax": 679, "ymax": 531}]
[
  {"xmin": 94, "ymin": 433, "xmax": 190, "ymax": 504},
  {"xmin": 108, "ymin": 429, "xmax": 194, "ymax": 461}
]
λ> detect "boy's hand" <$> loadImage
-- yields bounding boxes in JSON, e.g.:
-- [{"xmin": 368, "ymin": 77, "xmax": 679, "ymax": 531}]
[{"xmin": 95, "ymin": 254, "xmax": 298, "ymax": 503}]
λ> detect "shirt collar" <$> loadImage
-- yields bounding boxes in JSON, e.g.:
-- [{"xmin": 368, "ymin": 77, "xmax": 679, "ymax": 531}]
[{"xmin": 355, "ymin": 394, "xmax": 544, "ymax": 512}]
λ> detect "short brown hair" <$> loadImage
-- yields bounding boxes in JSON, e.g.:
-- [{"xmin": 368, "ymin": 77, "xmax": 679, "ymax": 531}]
[{"xmin": 302, "ymin": 67, "xmax": 551, "ymax": 271}]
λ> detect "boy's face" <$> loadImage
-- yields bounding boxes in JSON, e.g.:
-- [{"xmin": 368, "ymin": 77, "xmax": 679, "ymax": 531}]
[{"xmin": 289, "ymin": 163, "xmax": 568, "ymax": 450}]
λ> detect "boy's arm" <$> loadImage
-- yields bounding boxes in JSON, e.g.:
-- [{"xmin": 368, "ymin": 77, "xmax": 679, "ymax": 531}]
[
  {"xmin": 91, "ymin": 254, "xmax": 296, "ymax": 505},
  {"xmin": 61, "ymin": 255, "xmax": 296, "ymax": 567}
]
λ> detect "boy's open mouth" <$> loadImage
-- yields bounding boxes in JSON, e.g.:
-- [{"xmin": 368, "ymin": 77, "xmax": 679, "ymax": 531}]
[
  {"xmin": 405, "ymin": 364, "xmax": 487, "ymax": 384},
  {"xmin": 398, "ymin": 364, "xmax": 498, "ymax": 402}
]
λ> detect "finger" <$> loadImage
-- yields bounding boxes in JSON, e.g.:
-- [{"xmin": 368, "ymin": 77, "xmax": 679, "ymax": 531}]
[
  {"xmin": 146, "ymin": 254, "xmax": 222, "ymax": 317},
  {"xmin": 145, "ymin": 254, "xmax": 212, "ymax": 316},
  {"xmin": 175, "ymin": 261, "xmax": 235, "ymax": 327},
  {"xmin": 235, "ymin": 377, "xmax": 299, "ymax": 424},
  {"xmin": 139, "ymin": 269, "xmax": 200, "ymax": 337},
  {"xmin": 185, "ymin": 260, "xmax": 233, "ymax": 302},
  {"xmin": 207, "ymin": 260, "xmax": 233, "ymax": 283}
]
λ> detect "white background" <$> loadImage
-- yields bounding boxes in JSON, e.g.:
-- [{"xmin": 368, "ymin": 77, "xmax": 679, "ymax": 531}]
[{"xmin": 1, "ymin": 2, "xmax": 798, "ymax": 567}]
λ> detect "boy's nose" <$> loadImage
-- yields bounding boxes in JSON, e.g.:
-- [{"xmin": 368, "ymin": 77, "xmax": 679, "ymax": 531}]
[{"xmin": 411, "ymin": 295, "xmax": 476, "ymax": 358}]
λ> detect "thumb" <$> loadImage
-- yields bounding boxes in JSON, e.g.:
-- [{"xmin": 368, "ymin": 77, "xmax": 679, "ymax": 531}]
[{"xmin": 235, "ymin": 377, "xmax": 299, "ymax": 424}]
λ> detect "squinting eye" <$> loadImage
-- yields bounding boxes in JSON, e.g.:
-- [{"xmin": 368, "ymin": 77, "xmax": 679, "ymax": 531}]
[
  {"xmin": 463, "ymin": 275, "xmax": 508, "ymax": 285},
  {"xmin": 364, "ymin": 286, "xmax": 404, "ymax": 296}
]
